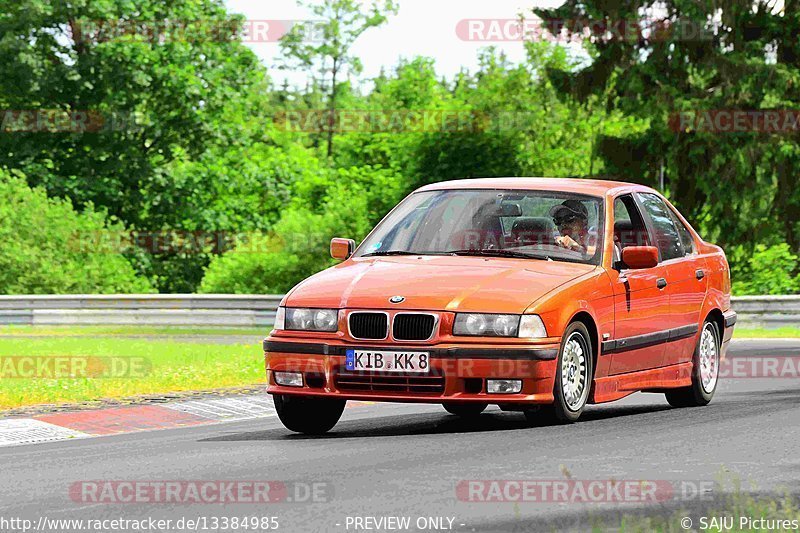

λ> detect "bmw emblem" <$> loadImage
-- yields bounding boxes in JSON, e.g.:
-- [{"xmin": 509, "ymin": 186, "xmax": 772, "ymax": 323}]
[{"xmin": 389, "ymin": 296, "xmax": 405, "ymax": 304}]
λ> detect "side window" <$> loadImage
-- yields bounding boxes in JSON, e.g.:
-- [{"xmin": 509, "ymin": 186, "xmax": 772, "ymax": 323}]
[
  {"xmin": 669, "ymin": 210, "xmax": 696, "ymax": 255},
  {"xmin": 614, "ymin": 199, "xmax": 631, "ymax": 223},
  {"xmin": 613, "ymin": 195, "xmax": 650, "ymax": 250},
  {"xmin": 637, "ymin": 193, "xmax": 683, "ymax": 261}
]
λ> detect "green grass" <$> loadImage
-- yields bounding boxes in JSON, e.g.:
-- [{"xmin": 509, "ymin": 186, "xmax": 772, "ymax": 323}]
[
  {"xmin": 734, "ymin": 327, "xmax": 800, "ymax": 339},
  {"xmin": 0, "ymin": 325, "xmax": 268, "ymax": 337},
  {"xmin": 0, "ymin": 335, "xmax": 264, "ymax": 410},
  {"xmin": 0, "ymin": 323, "xmax": 795, "ymax": 411}
]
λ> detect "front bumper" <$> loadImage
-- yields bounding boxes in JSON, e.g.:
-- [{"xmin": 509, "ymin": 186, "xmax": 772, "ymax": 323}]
[{"xmin": 263, "ymin": 339, "xmax": 560, "ymax": 404}]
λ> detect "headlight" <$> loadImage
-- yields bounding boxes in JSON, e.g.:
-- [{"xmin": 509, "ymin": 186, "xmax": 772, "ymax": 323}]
[
  {"xmin": 453, "ymin": 313, "xmax": 547, "ymax": 338},
  {"xmin": 277, "ymin": 307, "xmax": 339, "ymax": 332},
  {"xmin": 453, "ymin": 313, "xmax": 520, "ymax": 337}
]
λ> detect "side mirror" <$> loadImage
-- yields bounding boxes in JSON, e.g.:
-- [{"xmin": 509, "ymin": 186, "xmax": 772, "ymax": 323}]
[
  {"xmin": 330, "ymin": 238, "xmax": 355, "ymax": 261},
  {"xmin": 621, "ymin": 246, "xmax": 659, "ymax": 269}
]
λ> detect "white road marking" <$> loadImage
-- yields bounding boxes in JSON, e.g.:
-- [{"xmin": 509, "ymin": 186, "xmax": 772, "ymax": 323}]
[
  {"xmin": 0, "ymin": 419, "xmax": 89, "ymax": 447},
  {"xmin": 163, "ymin": 395, "xmax": 277, "ymax": 422}
]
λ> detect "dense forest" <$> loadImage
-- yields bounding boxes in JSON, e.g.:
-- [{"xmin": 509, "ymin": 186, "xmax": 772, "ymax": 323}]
[{"xmin": 0, "ymin": 0, "xmax": 798, "ymax": 295}]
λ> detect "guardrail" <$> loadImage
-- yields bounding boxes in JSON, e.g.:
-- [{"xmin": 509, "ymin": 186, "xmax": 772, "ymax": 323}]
[
  {"xmin": 0, "ymin": 295, "xmax": 283, "ymax": 327},
  {"xmin": 0, "ymin": 294, "xmax": 797, "ymax": 329},
  {"xmin": 728, "ymin": 295, "xmax": 800, "ymax": 329}
]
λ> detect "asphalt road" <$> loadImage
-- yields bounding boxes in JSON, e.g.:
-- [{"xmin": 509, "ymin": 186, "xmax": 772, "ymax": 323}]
[{"xmin": 1, "ymin": 338, "xmax": 799, "ymax": 533}]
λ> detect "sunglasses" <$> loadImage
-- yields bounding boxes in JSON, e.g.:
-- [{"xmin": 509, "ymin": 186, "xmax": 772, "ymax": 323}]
[{"xmin": 555, "ymin": 215, "xmax": 580, "ymax": 227}]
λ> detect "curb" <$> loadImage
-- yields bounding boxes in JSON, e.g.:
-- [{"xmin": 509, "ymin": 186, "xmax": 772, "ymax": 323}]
[
  {"xmin": 0, "ymin": 395, "xmax": 277, "ymax": 447},
  {"xmin": 0, "ymin": 385, "xmax": 269, "ymax": 418},
  {"xmin": 0, "ymin": 394, "xmax": 375, "ymax": 448}
]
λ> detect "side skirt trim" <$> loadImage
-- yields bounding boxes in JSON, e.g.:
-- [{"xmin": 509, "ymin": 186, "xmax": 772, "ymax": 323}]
[{"xmin": 601, "ymin": 324, "xmax": 699, "ymax": 355}]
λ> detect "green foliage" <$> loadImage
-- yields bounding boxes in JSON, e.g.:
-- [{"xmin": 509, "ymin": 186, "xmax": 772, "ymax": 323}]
[
  {"xmin": 0, "ymin": 0, "xmax": 324, "ymax": 292},
  {"xmin": 280, "ymin": 0, "xmax": 398, "ymax": 156},
  {"xmin": 0, "ymin": 0, "xmax": 268, "ymax": 228},
  {"xmin": 280, "ymin": 0, "xmax": 397, "ymax": 79},
  {"xmin": 533, "ymin": 0, "xmax": 800, "ymax": 276},
  {"xmin": 134, "ymin": 133, "xmax": 324, "ymax": 292},
  {"xmin": 0, "ymin": 0, "xmax": 796, "ymax": 295},
  {"xmin": 199, "ymin": 165, "xmax": 404, "ymax": 293},
  {"xmin": 331, "ymin": 44, "xmax": 628, "ymax": 189},
  {"xmin": 732, "ymin": 244, "xmax": 800, "ymax": 296},
  {"xmin": 0, "ymin": 171, "xmax": 153, "ymax": 294}
]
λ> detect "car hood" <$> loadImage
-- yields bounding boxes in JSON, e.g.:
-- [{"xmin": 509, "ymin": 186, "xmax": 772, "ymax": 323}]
[{"xmin": 283, "ymin": 256, "xmax": 596, "ymax": 314}]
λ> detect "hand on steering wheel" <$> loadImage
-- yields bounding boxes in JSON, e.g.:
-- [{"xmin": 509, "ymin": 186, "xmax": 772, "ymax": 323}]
[{"xmin": 556, "ymin": 235, "xmax": 582, "ymax": 252}]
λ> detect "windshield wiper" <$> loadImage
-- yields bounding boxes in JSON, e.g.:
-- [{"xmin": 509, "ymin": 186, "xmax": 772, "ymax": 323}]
[
  {"xmin": 362, "ymin": 250, "xmax": 439, "ymax": 257},
  {"xmin": 363, "ymin": 249, "xmax": 551, "ymax": 260},
  {"xmin": 446, "ymin": 248, "xmax": 547, "ymax": 260}
]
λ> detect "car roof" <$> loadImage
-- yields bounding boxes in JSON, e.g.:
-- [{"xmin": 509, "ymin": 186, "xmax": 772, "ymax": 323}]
[{"xmin": 415, "ymin": 177, "xmax": 656, "ymax": 197}]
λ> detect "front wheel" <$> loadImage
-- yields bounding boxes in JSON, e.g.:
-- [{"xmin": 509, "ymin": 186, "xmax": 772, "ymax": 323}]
[
  {"xmin": 442, "ymin": 402, "xmax": 487, "ymax": 417},
  {"xmin": 273, "ymin": 394, "xmax": 346, "ymax": 435},
  {"xmin": 528, "ymin": 322, "xmax": 594, "ymax": 424},
  {"xmin": 665, "ymin": 320, "xmax": 720, "ymax": 408}
]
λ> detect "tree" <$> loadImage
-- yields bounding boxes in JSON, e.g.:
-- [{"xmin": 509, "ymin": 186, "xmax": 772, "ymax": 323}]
[
  {"xmin": 0, "ymin": 170, "xmax": 153, "ymax": 294},
  {"xmin": 732, "ymin": 243, "xmax": 800, "ymax": 295},
  {"xmin": 279, "ymin": 0, "xmax": 398, "ymax": 157},
  {"xmin": 199, "ymin": 165, "xmax": 404, "ymax": 293},
  {"xmin": 0, "ymin": 0, "xmax": 269, "ymax": 229},
  {"xmin": 533, "ymin": 1, "xmax": 800, "ymax": 260},
  {"xmin": 0, "ymin": 0, "xmax": 327, "ymax": 291}
]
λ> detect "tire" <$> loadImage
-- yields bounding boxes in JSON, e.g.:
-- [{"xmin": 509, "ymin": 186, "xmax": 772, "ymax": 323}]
[
  {"xmin": 442, "ymin": 402, "xmax": 487, "ymax": 417},
  {"xmin": 665, "ymin": 320, "xmax": 720, "ymax": 408},
  {"xmin": 528, "ymin": 321, "xmax": 594, "ymax": 424},
  {"xmin": 273, "ymin": 394, "xmax": 346, "ymax": 435}
]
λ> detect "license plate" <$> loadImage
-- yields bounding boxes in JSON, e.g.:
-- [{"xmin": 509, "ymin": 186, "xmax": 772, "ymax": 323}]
[{"xmin": 345, "ymin": 349, "xmax": 430, "ymax": 373}]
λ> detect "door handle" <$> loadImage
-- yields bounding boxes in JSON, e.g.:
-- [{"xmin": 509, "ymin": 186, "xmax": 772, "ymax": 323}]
[
  {"xmin": 657, "ymin": 278, "xmax": 668, "ymax": 289},
  {"xmin": 696, "ymin": 269, "xmax": 705, "ymax": 280}
]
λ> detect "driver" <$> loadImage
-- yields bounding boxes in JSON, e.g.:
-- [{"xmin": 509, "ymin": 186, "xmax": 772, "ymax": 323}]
[{"xmin": 549, "ymin": 199, "xmax": 596, "ymax": 255}]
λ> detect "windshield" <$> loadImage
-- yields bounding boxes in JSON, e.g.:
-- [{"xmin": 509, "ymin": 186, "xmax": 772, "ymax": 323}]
[{"xmin": 356, "ymin": 189, "xmax": 604, "ymax": 265}]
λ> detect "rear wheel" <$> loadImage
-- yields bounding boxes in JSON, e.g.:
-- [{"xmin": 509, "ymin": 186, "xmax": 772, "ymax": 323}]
[
  {"xmin": 665, "ymin": 320, "xmax": 719, "ymax": 408},
  {"xmin": 442, "ymin": 402, "xmax": 487, "ymax": 417},
  {"xmin": 273, "ymin": 394, "xmax": 346, "ymax": 435},
  {"xmin": 527, "ymin": 322, "xmax": 593, "ymax": 424}
]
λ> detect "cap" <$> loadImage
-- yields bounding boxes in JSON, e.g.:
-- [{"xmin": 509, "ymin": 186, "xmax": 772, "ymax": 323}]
[{"xmin": 549, "ymin": 199, "xmax": 588, "ymax": 221}]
